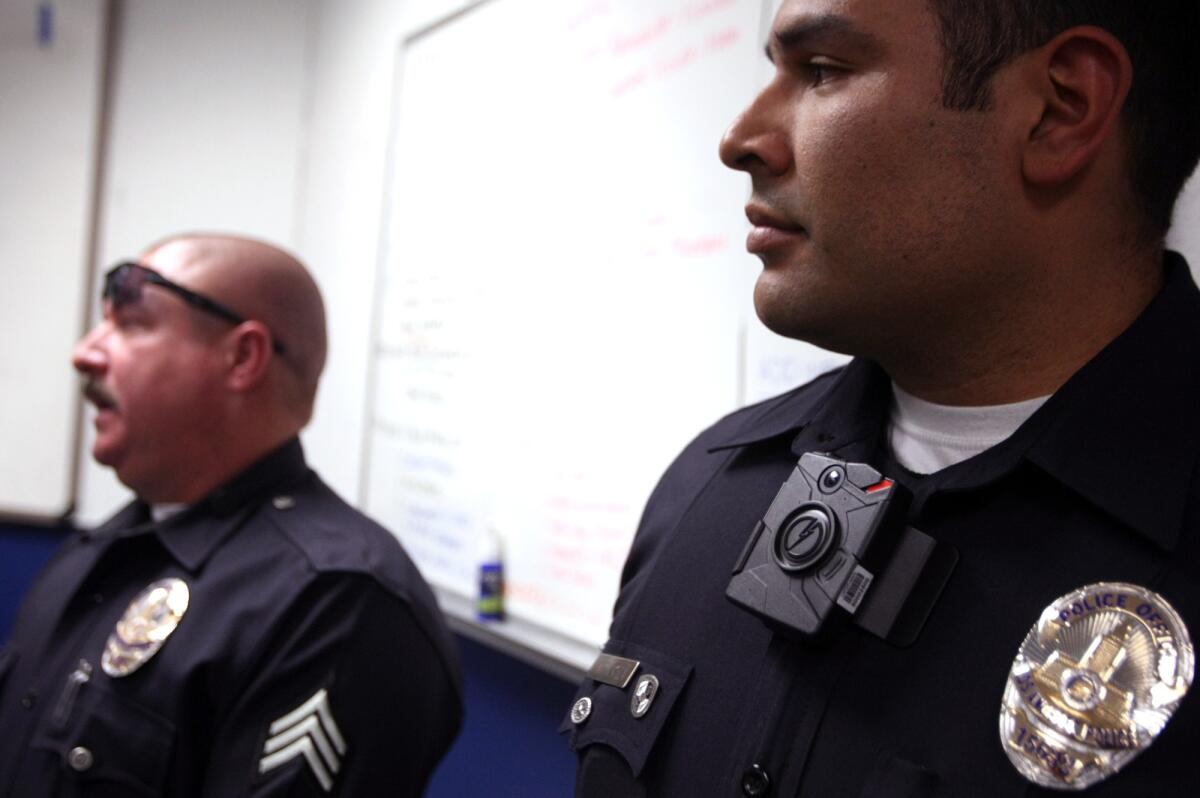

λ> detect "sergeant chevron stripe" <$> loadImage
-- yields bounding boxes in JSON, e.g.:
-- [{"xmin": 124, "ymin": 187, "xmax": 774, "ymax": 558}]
[{"xmin": 259, "ymin": 688, "xmax": 348, "ymax": 792}]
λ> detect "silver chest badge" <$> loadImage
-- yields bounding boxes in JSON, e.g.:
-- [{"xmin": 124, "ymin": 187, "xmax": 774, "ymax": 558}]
[
  {"xmin": 999, "ymin": 582, "xmax": 1193, "ymax": 790},
  {"xmin": 102, "ymin": 578, "xmax": 190, "ymax": 678}
]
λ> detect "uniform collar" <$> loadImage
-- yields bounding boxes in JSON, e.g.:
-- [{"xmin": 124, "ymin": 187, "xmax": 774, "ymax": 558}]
[
  {"xmin": 193, "ymin": 437, "xmax": 311, "ymax": 518},
  {"xmin": 708, "ymin": 358, "xmax": 890, "ymax": 459},
  {"xmin": 92, "ymin": 438, "xmax": 312, "ymax": 572},
  {"xmin": 1022, "ymin": 253, "xmax": 1200, "ymax": 551},
  {"xmin": 706, "ymin": 252, "xmax": 1200, "ymax": 552}
]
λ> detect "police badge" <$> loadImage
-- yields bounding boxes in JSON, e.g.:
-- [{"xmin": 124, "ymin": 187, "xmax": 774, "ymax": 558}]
[
  {"xmin": 999, "ymin": 582, "xmax": 1193, "ymax": 790},
  {"xmin": 101, "ymin": 578, "xmax": 190, "ymax": 677}
]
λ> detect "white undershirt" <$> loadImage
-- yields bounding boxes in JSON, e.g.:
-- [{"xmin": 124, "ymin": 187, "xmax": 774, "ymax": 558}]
[
  {"xmin": 887, "ymin": 383, "xmax": 1050, "ymax": 475},
  {"xmin": 150, "ymin": 503, "xmax": 188, "ymax": 523}
]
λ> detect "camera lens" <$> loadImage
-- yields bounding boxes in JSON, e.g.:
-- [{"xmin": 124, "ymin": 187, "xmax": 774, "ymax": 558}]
[{"xmin": 819, "ymin": 467, "xmax": 844, "ymax": 492}]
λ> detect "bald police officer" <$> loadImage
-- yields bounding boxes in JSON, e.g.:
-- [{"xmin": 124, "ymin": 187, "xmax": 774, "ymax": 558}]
[
  {"xmin": 0, "ymin": 234, "xmax": 462, "ymax": 796},
  {"xmin": 566, "ymin": 1, "xmax": 1200, "ymax": 795}
]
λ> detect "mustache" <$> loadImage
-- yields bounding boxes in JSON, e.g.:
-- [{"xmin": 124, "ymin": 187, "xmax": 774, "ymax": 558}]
[{"xmin": 82, "ymin": 379, "xmax": 117, "ymax": 410}]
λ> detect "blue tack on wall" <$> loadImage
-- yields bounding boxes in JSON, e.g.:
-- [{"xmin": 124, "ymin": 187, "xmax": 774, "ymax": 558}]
[{"xmin": 37, "ymin": 3, "xmax": 54, "ymax": 48}]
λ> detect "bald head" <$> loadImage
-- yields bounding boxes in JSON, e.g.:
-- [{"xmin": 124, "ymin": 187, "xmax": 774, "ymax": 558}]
[{"xmin": 143, "ymin": 233, "xmax": 327, "ymax": 424}]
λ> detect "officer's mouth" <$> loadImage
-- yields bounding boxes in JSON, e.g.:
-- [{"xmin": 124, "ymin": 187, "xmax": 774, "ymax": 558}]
[
  {"xmin": 744, "ymin": 204, "xmax": 808, "ymax": 255},
  {"xmin": 83, "ymin": 380, "xmax": 118, "ymax": 413}
]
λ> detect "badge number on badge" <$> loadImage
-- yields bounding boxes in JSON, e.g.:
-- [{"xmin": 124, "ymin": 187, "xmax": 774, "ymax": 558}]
[{"xmin": 998, "ymin": 582, "xmax": 1194, "ymax": 790}]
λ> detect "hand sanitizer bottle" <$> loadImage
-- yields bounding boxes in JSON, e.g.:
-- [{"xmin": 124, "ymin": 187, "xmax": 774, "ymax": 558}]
[{"xmin": 477, "ymin": 527, "xmax": 505, "ymax": 621}]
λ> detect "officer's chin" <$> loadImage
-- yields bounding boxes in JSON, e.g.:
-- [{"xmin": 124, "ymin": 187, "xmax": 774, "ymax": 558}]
[
  {"xmin": 754, "ymin": 298, "xmax": 849, "ymax": 355},
  {"xmin": 92, "ymin": 434, "xmax": 129, "ymax": 474}
]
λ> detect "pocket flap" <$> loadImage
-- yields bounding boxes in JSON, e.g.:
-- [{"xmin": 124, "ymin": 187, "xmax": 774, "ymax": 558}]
[{"xmin": 560, "ymin": 640, "xmax": 692, "ymax": 778}]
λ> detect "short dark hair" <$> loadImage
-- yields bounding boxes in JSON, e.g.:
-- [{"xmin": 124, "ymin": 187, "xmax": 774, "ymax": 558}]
[{"xmin": 925, "ymin": 0, "xmax": 1200, "ymax": 238}]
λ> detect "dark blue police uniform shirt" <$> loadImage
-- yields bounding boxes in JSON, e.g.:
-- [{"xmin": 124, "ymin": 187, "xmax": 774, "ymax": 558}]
[
  {"xmin": 565, "ymin": 253, "xmax": 1200, "ymax": 797},
  {"xmin": 0, "ymin": 438, "xmax": 463, "ymax": 797}
]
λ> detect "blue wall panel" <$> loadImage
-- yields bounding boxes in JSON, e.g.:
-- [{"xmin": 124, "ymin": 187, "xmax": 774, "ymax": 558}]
[
  {"xmin": 426, "ymin": 635, "xmax": 577, "ymax": 797},
  {"xmin": 0, "ymin": 522, "xmax": 67, "ymax": 642}
]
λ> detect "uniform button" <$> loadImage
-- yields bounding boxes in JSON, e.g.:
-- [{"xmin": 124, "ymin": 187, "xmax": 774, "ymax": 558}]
[
  {"xmin": 91, "ymin": 593, "xmax": 105, "ymax": 604},
  {"xmin": 742, "ymin": 764, "xmax": 771, "ymax": 797},
  {"xmin": 273, "ymin": 495, "xmax": 295, "ymax": 510},
  {"xmin": 20, "ymin": 689, "xmax": 38, "ymax": 710},
  {"xmin": 67, "ymin": 746, "xmax": 94, "ymax": 771},
  {"xmin": 570, "ymin": 696, "xmax": 592, "ymax": 724}
]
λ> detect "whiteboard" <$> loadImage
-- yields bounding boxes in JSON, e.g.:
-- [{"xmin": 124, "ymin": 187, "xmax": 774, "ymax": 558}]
[
  {"xmin": 0, "ymin": 0, "xmax": 107, "ymax": 520},
  {"xmin": 363, "ymin": 0, "xmax": 847, "ymax": 674}
]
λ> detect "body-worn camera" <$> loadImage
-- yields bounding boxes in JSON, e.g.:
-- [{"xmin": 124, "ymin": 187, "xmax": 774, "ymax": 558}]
[{"xmin": 726, "ymin": 453, "xmax": 915, "ymax": 638}]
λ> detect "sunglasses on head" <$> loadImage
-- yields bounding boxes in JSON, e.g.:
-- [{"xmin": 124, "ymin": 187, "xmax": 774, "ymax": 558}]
[{"xmin": 102, "ymin": 261, "xmax": 286, "ymax": 355}]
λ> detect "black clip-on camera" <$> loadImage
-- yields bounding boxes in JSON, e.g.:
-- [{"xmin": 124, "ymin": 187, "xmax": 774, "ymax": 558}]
[{"xmin": 726, "ymin": 452, "xmax": 958, "ymax": 646}]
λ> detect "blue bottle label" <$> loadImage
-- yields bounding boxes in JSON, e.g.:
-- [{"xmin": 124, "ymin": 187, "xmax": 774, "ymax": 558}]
[{"xmin": 478, "ymin": 562, "xmax": 504, "ymax": 621}]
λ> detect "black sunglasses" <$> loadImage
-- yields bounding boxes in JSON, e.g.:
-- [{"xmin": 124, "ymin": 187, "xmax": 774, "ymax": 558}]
[{"xmin": 102, "ymin": 261, "xmax": 286, "ymax": 355}]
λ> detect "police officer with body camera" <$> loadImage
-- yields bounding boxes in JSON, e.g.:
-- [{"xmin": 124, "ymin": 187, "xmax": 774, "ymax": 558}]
[
  {"xmin": 0, "ymin": 234, "xmax": 462, "ymax": 796},
  {"xmin": 565, "ymin": 1, "xmax": 1200, "ymax": 795}
]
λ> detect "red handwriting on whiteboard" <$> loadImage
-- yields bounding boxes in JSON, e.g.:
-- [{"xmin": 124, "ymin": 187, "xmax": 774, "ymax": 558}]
[
  {"xmin": 610, "ymin": 21, "xmax": 750, "ymax": 96},
  {"xmin": 507, "ymin": 581, "xmax": 608, "ymax": 626},
  {"xmin": 612, "ymin": 68, "xmax": 649, "ymax": 98},
  {"xmin": 655, "ymin": 46, "xmax": 697, "ymax": 77},
  {"xmin": 566, "ymin": 1, "xmax": 612, "ymax": 32},
  {"xmin": 705, "ymin": 26, "xmax": 740, "ymax": 52},
  {"xmin": 673, "ymin": 235, "xmax": 728, "ymax": 257}
]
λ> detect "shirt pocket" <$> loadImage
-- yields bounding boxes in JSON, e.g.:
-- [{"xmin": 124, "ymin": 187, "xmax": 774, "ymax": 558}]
[
  {"xmin": 29, "ymin": 676, "xmax": 175, "ymax": 798},
  {"xmin": 560, "ymin": 639, "xmax": 692, "ymax": 783}
]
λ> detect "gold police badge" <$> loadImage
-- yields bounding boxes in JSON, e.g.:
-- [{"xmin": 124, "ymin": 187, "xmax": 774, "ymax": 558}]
[
  {"xmin": 999, "ymin": 582, "xmax": 1193, "ymax": 790},
  {"xmin": 101, "ymin": 578, "xmax": 190, "ymax": 678}
]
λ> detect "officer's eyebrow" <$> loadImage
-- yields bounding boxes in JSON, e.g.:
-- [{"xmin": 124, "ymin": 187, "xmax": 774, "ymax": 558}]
[{"xmin": 764, "ymin": 14, "xmax": 885, "ymax": 64}]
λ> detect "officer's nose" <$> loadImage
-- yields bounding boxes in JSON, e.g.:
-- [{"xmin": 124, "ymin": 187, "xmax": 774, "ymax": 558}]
[
  {"xmin": 719, "ymin": 85, "xmax": 793, "ymax": 178},
  {"xmin": 72, "ymin": 323, "xmax": 110, "ymax": 376}
]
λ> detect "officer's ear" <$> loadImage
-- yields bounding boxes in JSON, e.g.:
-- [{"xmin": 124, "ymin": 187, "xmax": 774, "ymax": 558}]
[
  {"xmin": 223, "ymin": 321, "xmax": 275, "ymax": 392},
  {"xmin": 1020, "ymin": 26, "xmax": 1132, "ymax": 188}
]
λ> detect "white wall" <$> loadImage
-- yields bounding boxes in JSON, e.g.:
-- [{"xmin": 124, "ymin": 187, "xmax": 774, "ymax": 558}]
[{"xmin": 0, "ymin": 0, "xmax": 106, "ymax": 519}]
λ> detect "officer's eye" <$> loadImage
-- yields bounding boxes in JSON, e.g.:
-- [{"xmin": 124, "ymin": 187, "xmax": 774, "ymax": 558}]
[
  {"xmin": 802, "ymin": 60, "xmax": 840, "ymax": 87},
  {"xmin": 109, "ymin": 302, "xmax": 152, "ymax": 331}
]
